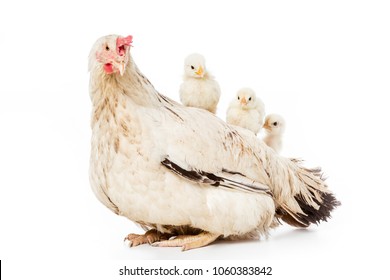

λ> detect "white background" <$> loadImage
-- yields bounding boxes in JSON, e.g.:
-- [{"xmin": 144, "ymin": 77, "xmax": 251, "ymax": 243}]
[{"xmin": 1, "ymin": 0, "xmax": 389, "ymax": 279}]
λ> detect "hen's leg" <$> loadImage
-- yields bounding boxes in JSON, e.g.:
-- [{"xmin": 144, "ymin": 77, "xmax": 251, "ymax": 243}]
[
  {"xmin": 124, "ymin": 229, "xmax": 172, "ymax": 247},
  {"xmin": 152, "ymin": 232, "xmax": 220, "ymax": 251}
]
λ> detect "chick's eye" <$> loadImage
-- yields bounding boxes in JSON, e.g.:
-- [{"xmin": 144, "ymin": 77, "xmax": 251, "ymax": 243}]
[
  {"xmin": 105, "ymin": 46, "xmax": 110, "ymax": 51},
  {"xmin": 273, "ymin": 122, "xmax": 278, "ymax": 126},
  {"xmin": 237, "ymin": 96, "xmax": 240, "ymax": 100},
  {"xmin": 249, "ymin": 97, "xmax": 252, "ymax": 101},
  {"xmin": 190, "ymin": 65, "xmax": 195, "ymax": 70}
]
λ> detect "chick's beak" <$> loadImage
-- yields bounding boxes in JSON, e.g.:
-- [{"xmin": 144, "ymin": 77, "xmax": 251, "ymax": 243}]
[
  {"xmin": 240, "ymin": 97, "xmax": 247, "ymax": 106},
  {"xmin": 195, "ymin": 66, "xmax": 204, "ymax": 77},
  {"xmin": 263, "ymin": 122, "xmax": 271, "ymax": 130}
]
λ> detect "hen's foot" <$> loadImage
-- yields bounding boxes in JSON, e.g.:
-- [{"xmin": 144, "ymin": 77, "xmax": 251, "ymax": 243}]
[
  {"xmin": 152, "ymin": 232, "xmax": 220, "ymax": 251},
  {"xmin": 124, "ymin": 229, "xmax": 172, "ymax": 247}
]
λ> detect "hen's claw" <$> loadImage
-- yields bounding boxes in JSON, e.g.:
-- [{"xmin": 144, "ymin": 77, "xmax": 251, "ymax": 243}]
[
  {"xmin": 152, "ymin": 232, "xmax": 220, "ymax": 251},
  {"xmin": 124, "ymin": 229, "xmax": 172, "ymax": 247}
]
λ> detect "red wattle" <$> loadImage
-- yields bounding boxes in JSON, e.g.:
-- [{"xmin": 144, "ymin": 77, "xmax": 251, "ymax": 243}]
[{"xmin": 104, "ymin": 63, "xmax": 114, "ymax": 74}]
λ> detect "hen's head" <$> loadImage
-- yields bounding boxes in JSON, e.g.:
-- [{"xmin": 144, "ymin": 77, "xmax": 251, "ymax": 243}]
[
  {"xmin": 89, "ymin": 34, "xmax": 133, "ymax": 76},
  {"xmin": 235, "ymin": 88, "xmax": 258, "ymax": 110},
  {"xmin": 263, "ymin": 114, "xmax": 286, "ymax": 135},
  {"xmin": 184, "ymin": 53, "xmax": 206, "ymax": 78}
]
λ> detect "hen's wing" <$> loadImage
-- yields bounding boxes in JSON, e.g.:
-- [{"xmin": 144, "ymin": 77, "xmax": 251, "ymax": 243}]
[
  {"xmin": 151, "ymin": 97, "xmax": 339, "ymax": 227},
  {"xmin": 161, "ymin": 157, "xmax": 271, "ymax": 195},
  {"xmin": 154, "ymin": 100, "xmax": 269, "ymax": 184}
]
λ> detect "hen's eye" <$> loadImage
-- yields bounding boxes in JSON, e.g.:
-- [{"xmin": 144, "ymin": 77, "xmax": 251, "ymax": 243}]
[
  {"xmin": 190, "ymin": 65, "xmax": 195, "ymax": 70},
  {"xmin": 105, "ymin": 46, "xmax": 110, "ymax": 51},
  {"xmin": 273, "ymin": 122, "xmax": 278, "ymax": 126},
  {"xmin": 248, "ymin": 97, "xmax": 252, "ymax": 101}
]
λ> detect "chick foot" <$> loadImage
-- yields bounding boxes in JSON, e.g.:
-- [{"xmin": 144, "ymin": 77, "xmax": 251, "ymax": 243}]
[
  {"xmin": 152, "ymin": 232, "xmax": 220, "ymax": 251},
  {"xmin": 124, "ymin": 229, "xmax": 172, "ymax": 247}
]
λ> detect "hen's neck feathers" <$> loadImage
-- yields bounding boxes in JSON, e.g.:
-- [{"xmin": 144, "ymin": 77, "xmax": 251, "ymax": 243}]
[{"xmin": 90, "ymin": 56, "xmax": 163, "ymax": 109}]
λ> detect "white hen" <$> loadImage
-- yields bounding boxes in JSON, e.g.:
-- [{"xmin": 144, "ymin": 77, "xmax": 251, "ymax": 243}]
[
  {"xmin": 88, "ymin": 35, "xmax": 340, "ymax": 251},
  {"xmin": 226, "ymin": 88, "xmax": 265, "ymax": 135},
  {"xmin": 179, "ymin": 53, "xmax": 221, "ymax": 114},
  {"xmin": 263, "ymin": 114, "xmax": 286, "ymax": 153}
]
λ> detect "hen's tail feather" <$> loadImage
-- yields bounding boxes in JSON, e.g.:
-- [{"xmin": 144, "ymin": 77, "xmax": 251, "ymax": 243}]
[
  {"xmin": 276, "ymin": 206, "xmax": 310, "ymax": 227},
  {"xmin": 279, "ymin": 190, "xmax": 341, "ymax": 227},
  {"xmin": 274, "ymin": 159, "xmax": 341, "ymax": 227}
]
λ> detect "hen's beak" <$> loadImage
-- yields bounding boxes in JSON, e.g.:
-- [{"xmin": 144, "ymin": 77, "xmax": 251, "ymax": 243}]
[
  {"xmin": 118, "ymin": 62, "xmax": 126, "ymax": 76},
  {"xmin": 240, "ymin": 97, "xmax": 247, "ymax": 106},
  {"xmin": 195, "ymin": 66, "xmax": 204, "ymax": 77},
  {"xmin": 113, "ymin": 61, "xmax": 126, "ymax": 76}
]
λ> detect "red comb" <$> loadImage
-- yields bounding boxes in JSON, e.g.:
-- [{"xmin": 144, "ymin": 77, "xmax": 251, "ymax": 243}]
[
  {"xmin": 117, "ymin": 35, "xmax": 133, "ymax": 47},
  {"xmin": 116, "ymin": 35, "xmax": 133, "ymax": 56}
]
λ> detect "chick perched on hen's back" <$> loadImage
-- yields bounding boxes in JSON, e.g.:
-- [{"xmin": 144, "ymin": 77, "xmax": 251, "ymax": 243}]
[
  {"xmin": 226, "ymin": 88, "xmax": 265, "ymax": 135},
  {"xmin": 263, "ymin": 114, "xmax": 286, "ymax": 153},
  {"xmin": 179, "ymin": 53, "xmax": 221, "ymax": 114}
]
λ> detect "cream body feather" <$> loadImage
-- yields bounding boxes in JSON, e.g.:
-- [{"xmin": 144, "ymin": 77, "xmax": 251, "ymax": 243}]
[
  {"xmin": 263, "ymin": 114, "xmax": 286, "ymax": 153},
  {"xmin": 226, "ymin": 105, "xmax": 264, "ymax": 135},
  {"xmin": 179, "ymin": 73, "xmax": 221, "ymax": 114},
  {"xmin": 89, "ymin": 77, "xmax": 273, "ymax": 236},
  {"xmin": 263, "ymin": 135, "xmax": 283, "ymax": 153},
  {"xmin": 226, "ymin": 88, "xmax": 265, "ymax": 135}
]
